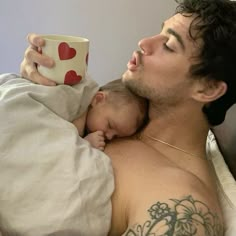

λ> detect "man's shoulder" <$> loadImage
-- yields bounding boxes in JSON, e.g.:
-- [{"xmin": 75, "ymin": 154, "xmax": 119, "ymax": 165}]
[
  {"xmin": 106, "ymin": 137, "xmax": 224, "ymax": 236},
  {"xmin": 110, "ymin": 170, "xmax": 224, "ymax": 236},
  {"xmin": 122, "ymin": 169, "xmax": 224, "ymax": 236},
  {"xmin": 122, "ymin": 194, "xmax": 224, "ymax": 236}
]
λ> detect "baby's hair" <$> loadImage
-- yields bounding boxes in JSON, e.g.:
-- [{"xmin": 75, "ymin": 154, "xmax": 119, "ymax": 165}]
[{"xmin": 99, "ymin": 78, "xmax": 148, "ymax": 129}]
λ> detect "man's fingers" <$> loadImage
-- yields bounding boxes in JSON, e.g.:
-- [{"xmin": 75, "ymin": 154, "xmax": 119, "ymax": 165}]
[
  {"xmin": 20, "ymin": 33, "xmax": 56, "ymax": 85},
  {"xmin": 27, "ymin": 33, "xmax": 45, "ymax": 48},
  {"xmin": 20, "ymin": 58, "xmax": 56, "ymax": 86},
  {"xmin": 30, "ymin": 69, "xmax": 57, "ymax": 86},
  {"xmin": 25, "ymin": 46, "xmax": 54, "ymax": 68},
  {"xmin": 26, "ymin": 33, "xmax": 54, "ymax": 68}
]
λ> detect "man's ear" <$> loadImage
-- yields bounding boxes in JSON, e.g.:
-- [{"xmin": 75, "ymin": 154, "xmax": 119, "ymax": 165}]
[
  {"xmin": 192, "ymin": 79, "xmax": 227, "ymax": 103},
  {"xmin": 90, "ymin": 91, "xmax": 107, "ymax": 106}
]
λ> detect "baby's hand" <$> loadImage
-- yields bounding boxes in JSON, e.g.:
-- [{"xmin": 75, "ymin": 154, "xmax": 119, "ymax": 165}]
[{"xmin": 84, "ymin": 131, "xmax": 106, "ymax": 151}]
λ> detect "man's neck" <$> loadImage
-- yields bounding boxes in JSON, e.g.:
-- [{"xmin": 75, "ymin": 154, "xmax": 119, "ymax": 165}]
[{"xmin": 142, "ymin": 104, "xmax": 210, "ymax": 160}]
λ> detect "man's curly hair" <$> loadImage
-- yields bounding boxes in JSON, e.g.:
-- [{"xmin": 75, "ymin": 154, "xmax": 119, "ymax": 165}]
[{"xmin": 175, "ymin": 0, "xmax": 236, "ymax": 125}]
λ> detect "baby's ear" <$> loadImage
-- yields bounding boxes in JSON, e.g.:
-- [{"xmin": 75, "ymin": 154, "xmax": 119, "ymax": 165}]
[{"xmin": 91, "ymin": 91, "xmax": 107, "ymax": 106}]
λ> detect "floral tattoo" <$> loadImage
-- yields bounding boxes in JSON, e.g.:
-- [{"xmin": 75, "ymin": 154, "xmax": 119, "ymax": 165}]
[{"xmin": 124, "ymin": 195, "xmax": 223, "ymax": 236}]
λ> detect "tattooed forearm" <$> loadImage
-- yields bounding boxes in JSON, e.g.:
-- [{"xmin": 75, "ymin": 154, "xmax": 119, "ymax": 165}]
[{"xmin": 124, "ymin": 195, "xmax": 223, "ymax": 236}]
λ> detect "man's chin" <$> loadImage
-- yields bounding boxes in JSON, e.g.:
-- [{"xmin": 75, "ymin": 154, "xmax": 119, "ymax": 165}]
[
  {"xmin": 122, "ymin": 70, "xmax": 136, "ymax": 82},
  {"xmin": 121, "ymin": 70, "xmax": 128, "ymax": 80}
]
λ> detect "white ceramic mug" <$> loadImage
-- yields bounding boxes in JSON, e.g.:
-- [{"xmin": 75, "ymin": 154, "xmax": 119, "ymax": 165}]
[{"xmin": 38, "ymin": 34, "xmax": 89, "ymax": 85}]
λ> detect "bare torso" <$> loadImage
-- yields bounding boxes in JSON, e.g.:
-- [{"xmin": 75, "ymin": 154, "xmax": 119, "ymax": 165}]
[{"xmin": 105, "ymin": 135, "xmax": 223, "ymax": 235}]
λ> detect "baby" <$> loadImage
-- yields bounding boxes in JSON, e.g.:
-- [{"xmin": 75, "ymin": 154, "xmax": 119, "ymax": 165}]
[
  {"xmin": 72, "ymin": 78, "xmax": 148, "ymax": 150},
  {"xmin": 0, "ymin": 74, "xmax": 148, "ymax": 235}
]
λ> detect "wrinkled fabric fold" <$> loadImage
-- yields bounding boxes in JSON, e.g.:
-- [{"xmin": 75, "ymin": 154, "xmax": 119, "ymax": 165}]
[{"xmin": 0, "ymin": 73, "xmax": 114, "ymax": 236}]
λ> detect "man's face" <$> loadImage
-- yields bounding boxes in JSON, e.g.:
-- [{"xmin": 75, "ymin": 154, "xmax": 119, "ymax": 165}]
[{"xmin": 122, "ymin": 13, "xmax": 201, "ymax": 109}]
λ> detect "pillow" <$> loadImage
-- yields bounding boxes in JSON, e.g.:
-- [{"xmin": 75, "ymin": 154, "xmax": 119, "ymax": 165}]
[
  {"xmin": 207, "ymin": 130, "xmax": 236, "ymax": 236},
  {"xmin": 212, "ymin": 104, "xmax": 236, "ymax": 179}
]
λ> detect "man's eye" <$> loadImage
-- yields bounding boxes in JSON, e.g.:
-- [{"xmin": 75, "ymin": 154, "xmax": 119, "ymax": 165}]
[{"xmin": 163, "ymin": 43, "xmax": 174, "ymax": 52}]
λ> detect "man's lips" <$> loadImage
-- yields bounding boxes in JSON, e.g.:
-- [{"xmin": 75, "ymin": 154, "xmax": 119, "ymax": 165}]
[{"xmin": 127, "ymin": 51, "xmax": 142, "ymax": 72}]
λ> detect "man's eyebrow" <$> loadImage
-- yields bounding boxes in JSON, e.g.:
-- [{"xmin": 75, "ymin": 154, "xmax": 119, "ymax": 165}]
[{"xmin": 161, "ymin": 22, "xmax": 185, "ymax": 50}]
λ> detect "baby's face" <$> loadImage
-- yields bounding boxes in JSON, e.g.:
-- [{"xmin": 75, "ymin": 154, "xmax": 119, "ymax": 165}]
[{"xmin": 86, "ymin": 102, "xmax": 143, "ymax": 140}]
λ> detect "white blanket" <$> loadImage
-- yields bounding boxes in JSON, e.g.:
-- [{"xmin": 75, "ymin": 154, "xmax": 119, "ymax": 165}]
[
  {"xmin": 0, "ymin": 73, "xmax": 114, "ymax": 236},
  {"xmin": 207, "ymin": 131, "xmax": 236, "ymax": 236}
]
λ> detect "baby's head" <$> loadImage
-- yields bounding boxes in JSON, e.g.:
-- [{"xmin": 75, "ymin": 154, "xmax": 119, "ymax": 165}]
[{"xmin": 86, "ymin": 78, "xmax": 148, "ymax": 140}]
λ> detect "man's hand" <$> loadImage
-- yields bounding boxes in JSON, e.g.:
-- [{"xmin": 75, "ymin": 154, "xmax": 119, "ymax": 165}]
[
  {"xmin": 84, "ymin": 131, "xmax": 106, "ymax": 151},
  {"xmin": 20, "ymin": 33, "xmax": 56, "ymax": 86}
]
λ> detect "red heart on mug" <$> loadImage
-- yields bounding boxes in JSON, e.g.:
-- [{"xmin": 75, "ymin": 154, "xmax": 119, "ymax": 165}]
[
  {"xmin": 58, "ymin": 42, "xmax": 76, "ymax": 60},
  {"xmin": 64, "ymin": 70, "xmax": 82, "ymax": 85}
]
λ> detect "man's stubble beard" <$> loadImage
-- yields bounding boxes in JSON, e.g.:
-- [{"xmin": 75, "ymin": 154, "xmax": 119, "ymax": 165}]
[
  {"xmin": 122, "ymin": 71, "xmax": 167, "ymax": 105},
  {"xmin": 122, "ymin": 71, "xmax": 154, "ymax": 99},
  {"xmin": 122, "ymin": 71, "xmax": 188, "ymax": 111}
]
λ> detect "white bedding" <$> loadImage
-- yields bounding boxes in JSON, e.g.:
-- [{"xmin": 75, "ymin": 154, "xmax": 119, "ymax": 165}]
[
  {"xmin": 207, "ymin": 130, "xmax": 236, "ymax": 236},
  {"xmin": 0, "ymin": 73, "xmax": 114, "ymax": 236}
]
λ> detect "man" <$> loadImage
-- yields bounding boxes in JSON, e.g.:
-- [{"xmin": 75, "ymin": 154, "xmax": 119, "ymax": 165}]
[{"xmin": 20, "ymin": 0, "xmax": 236, "ymax": 235}]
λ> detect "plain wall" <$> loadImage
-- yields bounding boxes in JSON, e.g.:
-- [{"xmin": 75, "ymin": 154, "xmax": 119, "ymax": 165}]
[{"xmin": 0, "ymin": 0, "xmax": 177, "ymax": 85}]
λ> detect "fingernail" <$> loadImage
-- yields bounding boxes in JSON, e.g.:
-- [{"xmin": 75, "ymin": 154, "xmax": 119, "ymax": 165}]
[
  {"xmin": 48, "ymin": 59, "xmax": 55, "ymax": 67},
  {"xmin": 37, "ymin": 38, "xmax": 44, "ymax": 46}
]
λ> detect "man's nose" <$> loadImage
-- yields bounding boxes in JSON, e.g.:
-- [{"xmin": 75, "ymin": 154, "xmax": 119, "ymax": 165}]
[{"xmin": 138, "ymin": 35, "xmax": 159, "ymax": 55}]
